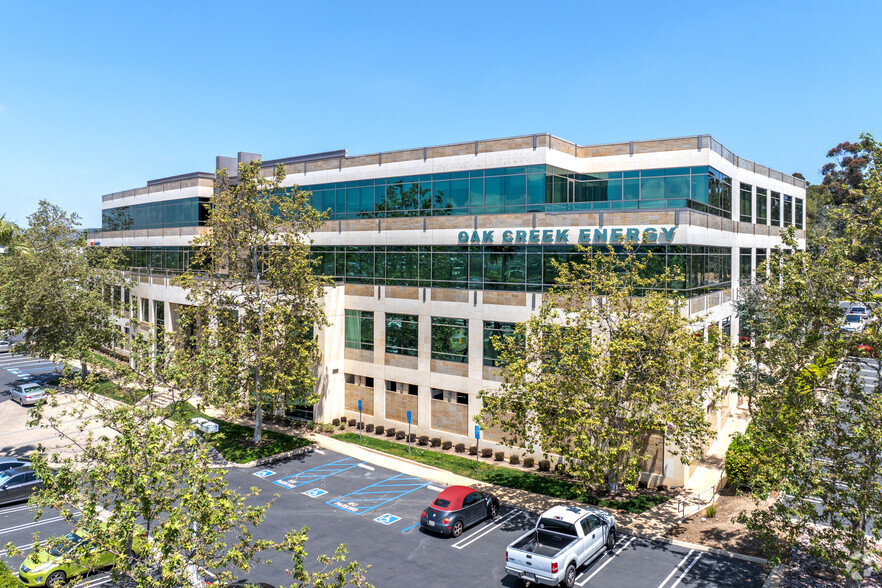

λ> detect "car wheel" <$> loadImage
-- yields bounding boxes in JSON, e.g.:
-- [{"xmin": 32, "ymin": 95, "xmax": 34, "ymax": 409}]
[
  {"xmin": 46, "ymin": 571, "xmax": 66, "ymax": 587},
  {"xmin": 607, "ymin": 527, "xmax": 616, "ymax": 551},
  {"xmin": 488, "ymin": 502, "xmax": 498, "ymax": 518},
  {"xmin": 561, "ymin": 564, "xmax": 576, "ymax": 588},
  {"xmin": 451, "ymin": 520, "xmax": 464, "ymax": 537}
]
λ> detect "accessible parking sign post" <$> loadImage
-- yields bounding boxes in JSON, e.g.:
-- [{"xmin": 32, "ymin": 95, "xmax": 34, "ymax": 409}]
[
  {"xmin": 474, "ymin": 425, "xmax": 480, "ymax": 473},
  {"xmin": 358, "ymin": 399, "xmax": 363, "ymax": 441},
  {"xmin": 407, "ymin": 410, "xmax": 412, "ymax": 454}
]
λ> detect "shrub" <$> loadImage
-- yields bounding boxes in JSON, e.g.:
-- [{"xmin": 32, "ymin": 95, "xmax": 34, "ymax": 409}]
[
  {"xmin": 469, "ymin": 445, "xmax": 478, "ymax": 456},
  {"xmin": 348, "ymin": 419, "xmax": 357, "ymax": 427},
  {"xmin": 338, "ymin": 423, "xmax": 345, "ymax": 430},
  {"xmin": 481, "ymin": 448, "xmax": 493, "ymax": 458},
  {"xmin": 538, "ymin": 459, "xmax": 551, "ymax": 471},
  {"xmin": 396, "ymin": 431, "xmax": 406, "ymax": 440},
  {"xmin": 365, "ymin": 423, "xmax": 374, "ymax": 433},
  {"xmin": 705, "ymin": 504, "xmax": 718, "ymax": 518},
  {"xmin": 0, "ymin": 559, "xmax": 22, "ymax": 587},
  {"xmin": 356, "ymin": 421, "xmax": 364, "ymax": 430},
  {"xmin": 332, "ymin": 418, "xmax": 340, "ymax": 427},
  {"xmin": 725, "ymin": 429, "xmax": 785, "ymax": 498},
  {"xmin": 494, "ymin": 451, "xmax": 505, "ymax": 461},
  {"xmin": 523, "ymin": 457, "xmax": 534, "ymax": 468},
  {"xmin": 340, "ymin": 416, "xmax": 347, "ymax": 424},
  {"xmin": 509, "ymin": 454, "xmax": 520, "ymax": 465},
  {"xmin": 430, "ymin": 437, "xmax": 442, "ymax": 447},
  {"xmin": 418, "ymin": 435, "xmax": 429, "ymax": 446},
  {"xmin": 554, "ymin": 463, "xmax": 567, "ymax": 475},
  {"xmin": 386, "ymin": 427, "xmax": 396, "ymax": 437},
  {"xmin": 408, "ymin": 433, "xmax": 417, "ymax": 443},
  {"xmin": 375, "ymin": 425, "xmax": 384, "ymax": 435},
  {"xmin": 455, "ymin": 443, "xmax": 465, "ymax": 453},
  {"xmin": 441, "ymin": 441, "xmax": 453, "ymax": 450}
]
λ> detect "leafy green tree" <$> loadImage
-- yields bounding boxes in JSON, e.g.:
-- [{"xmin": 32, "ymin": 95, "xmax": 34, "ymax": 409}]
[
  {"xmin": 478, "ymin": 244, "xmax": 727, "ymax": 492},
  {"xmin": 821, "ymin": 138, "xmax": 874, "ymax": 205},
  {"xmin": 0, "ymin": 214, "xmax": 31, "ymax": 256},
  {"xmin": 0, "ymin": 201, "xmax": 125, "ymax": 375},
  {"xmin": 175, "ymin": 160, "xmax": 330, "ymax": 443},
  {"xmin": 17, "ymin": 362, "xmax": 370, "ymax": 588},
  {"xmin": 735, "ymin": 134, "xmax": 882, "ymax": 585}
]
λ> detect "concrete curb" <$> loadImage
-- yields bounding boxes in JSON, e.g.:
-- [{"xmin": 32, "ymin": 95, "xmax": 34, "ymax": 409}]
[
  {"xmin": 761, "ymin": 564, "xmax": 785, "ymax": 587},
  {"xmin": 210, "ymin": 443, "xmax": 316, "ymax": 469}
]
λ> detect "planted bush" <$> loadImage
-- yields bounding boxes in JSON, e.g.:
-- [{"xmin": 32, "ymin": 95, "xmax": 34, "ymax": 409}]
[
  {"xmin": 356, "ymin": 422, "xmax": 364, "ymax": 430},
  {"xmin": 396, "ymin": 431, "xmax": 406, "ymax": 440},
  {"xmin": 469, "ymin": 445, "xmax": 478, "ymax": 456},
  {"xmin": 332, "ymin": 418, "xmax": 340, "ymax": 427},
  {"xmin": 538, "ymin": 459, "xmax": 551, "ymax": 471},
  {"xmin": 494, "ymin": 451, "xmax": 505, "ymax": 461},
  {"xmin": 481, "ymin": 448, "xmax": 493, "ymax": 458},
  {"xmin": 408, "ymin": 433, "xmax": 417, "ymax": 443},
  {"xmin": 386, "ymin": 427, "xmax": 396, "ymax": 437},
  {"xmin": 418, "ymin": 435, "xmax": 429, "ymax": 446},
  {"xmin": 509, "ymin": 454, "xmax": 520, "ymax": 465},
  {"xmin": 375, "ymin": 425, "xmax": 384, "ymax": 435},
  {"xmin": 441, "ymin": 440, "xmax": 453, "ymax": 450},
  {"xmin": 523, "ymin": 457, "xmax": 534, "ymax": 468},
  {"xmin": 348, "ymin": 419, "xmax": 357, "ymax": 427},
  {"xmin": 554, "ymin": 463, "xmax": 566, "ymax": 475},
  {"xmin": 365, "ymin": 423, "xmax": 374, "ymax": 433},
  {"xmin": 455, "ymin": 443, "xmax": 465, "ymax": 453},
  {"xmin": 430, "ymin": 437, "xmax": 442, "ymax": 448},
  {"xmin": 725, "ymin": 429, "xmax": 784, "ymax": 498}
]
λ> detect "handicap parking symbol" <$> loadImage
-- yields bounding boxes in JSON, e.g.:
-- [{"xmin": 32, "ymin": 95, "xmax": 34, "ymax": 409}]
[
  {"xmin": 374, "ymin": 513, "xmax": 402, "ymax": 526},
  {"xmin": 253, "ymin": 469, "xmax": 276, "ymax": 478},
  {"xmin": 302, "ymin": 488, "xmax": 329, "ymax": 498}
]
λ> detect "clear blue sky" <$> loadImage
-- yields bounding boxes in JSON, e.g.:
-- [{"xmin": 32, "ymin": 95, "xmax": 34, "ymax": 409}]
[{"xmin": 1, "ymin": 0, "xmax": 879, "ymax": 228}]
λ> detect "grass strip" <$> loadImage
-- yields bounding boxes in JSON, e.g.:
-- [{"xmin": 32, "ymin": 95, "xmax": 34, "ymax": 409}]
[
  {"xmin": 333, "ymin": 432, "xmax": 669, "ymax": 514},
  {"xmin": 68, "ymin": 377, "xmax": 310, "ymax": 464}
]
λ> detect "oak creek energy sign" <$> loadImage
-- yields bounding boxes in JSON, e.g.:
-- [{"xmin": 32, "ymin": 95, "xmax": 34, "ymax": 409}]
[{"xmin": 457, "ymin": 226, "xmax": 676, "ymax": 245}]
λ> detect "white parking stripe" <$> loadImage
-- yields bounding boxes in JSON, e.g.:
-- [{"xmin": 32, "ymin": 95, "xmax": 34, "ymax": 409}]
[
  {"xmin": 0, "ymin": 514, "xmax": 75, "ymax": 535},
  {"xmin": 0, "ymin": 503, "xmax": 39, "ymax": 515},
  {"xmin": 452, "ymin": 509, "xmax": 522, "ymax": 549},
  {"xmin": 427, "ymin": 485, "xmax": 446, "ymax": 493},
  {"xmin": 357, "ymin": 463, "xmax": 375, "ymax": 471},
  {"xmin": 657, "ymin": 549, "xmax": 694, "ymax": 588},
  {"xmin": 0, "ymin": 541, "xmax": 34, "ymax": 556},
  {"xmin": 314, "ymin": 449, "xmax": 326, "ymax": 455},
  {"xmin": 73, "ymin": 574, "xmax": 111, "ymax": 588},
  {"xmin": 576, "ymin": 536, "xmax": 634, "ymax": 585},
  {"xmin": 668, "ymin": 552, "xmax": 702, "ymax": 588}
]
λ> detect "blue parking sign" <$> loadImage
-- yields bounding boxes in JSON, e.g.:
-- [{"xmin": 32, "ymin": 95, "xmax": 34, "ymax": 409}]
[
  {"xmin": 407, "ymin": 410, "xmax": 412, "ymax": 424},
  {"xmin": 358, "ymin": 399, "xmax": 362, "ymax": 411},
  {"xmin": 474, "ymin": 425, "xmax": 480, "ymax": 440}
]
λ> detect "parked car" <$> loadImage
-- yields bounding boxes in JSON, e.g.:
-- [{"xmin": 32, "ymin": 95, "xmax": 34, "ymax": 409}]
[
  {"xmin": 0, "ymin": 457, "xmax": 30, "ymax": 472},
  {"xmin": 0, "ymin": 339, "xmax": 9, "ymax": 352},
  {"xmin": 10, "ymin": 383, "xmax": 47, "ymax": 406},
  {"xmin": 848, "ymin": 305, "xmax": 869, "ymax": 318},
  {"xmin": 420, "ymin": 485, "xmax": 499, "ymax": 537},
  {"xmin": 0, "ymin": 466, "xmax": 43, "ymax": 506},
  {"xmin": 841, "ymin": 314, "xmax": 865, "ymax": 333},
  {"xmin": 18, "ymin": 524, "xmax": 146, "ymax": 587},
  {"xmin": 505, "ymin": 505, "xmax": 616, "ymax": 588}
]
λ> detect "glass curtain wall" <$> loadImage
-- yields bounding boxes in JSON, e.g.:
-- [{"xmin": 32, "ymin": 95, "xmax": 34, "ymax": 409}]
[
  {"xmin": 102, "ymin": 198, "xmax": 210, "ymax": 231},
  {"xmin": 739, "ymin": 184, "xmax": 752, "ymax": 223},
  {"xmin": 756, "ymin": 188, "xmax": 768, "ymax": 224},
  {"xmin": 344, "ymin": 310, "xmax": 374, "ymax": 350},
  {"xmin": 771, "ymin": 192, "xmax": 781, "ymax": 226},
  {"xmin": 385, "ymin": 313, "xmax": 419, "ymax": 356},
  {"xmin": 483, "ymin": 322, "xmax": 516, "ymax": 366},
  {"xmin": 431, "ymin": 317, "xmax": 468, "ymax": 363}
]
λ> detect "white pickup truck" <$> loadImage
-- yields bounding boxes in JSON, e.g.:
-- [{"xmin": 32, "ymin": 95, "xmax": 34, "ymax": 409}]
[{"xmin": 505, "ymin": 505, "xmax": 616, "ymax": 587}]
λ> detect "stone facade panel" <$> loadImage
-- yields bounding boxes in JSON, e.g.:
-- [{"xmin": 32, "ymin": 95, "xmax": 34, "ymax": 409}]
[
  {"xmin": 430, "ymin": 399, "xmax": 467, "ymax": 436},
  {"xmin": 483, "ymin": 291, "xmax": 526, "ymax": 306},
  {"xmin": 345, "ymin": 384, "xmax": 375, "ymax": 416},
  {"xmin": 344, "ymin": 347, "xmax": 374, "ymax": 362},
  {"xmin": 431, "ymin": 288, "xmax": 469, "ymax": 303},
  {"xmin": 430, "ymin": 359, "xmax": 469, "ymax": 378},
  {"xmin": 385, "ymin": 286, "xmax": 419, "ymax": 300},
  {"xmin": 385, "ymin": 391, "xmax": 418, "ymax": 424}
]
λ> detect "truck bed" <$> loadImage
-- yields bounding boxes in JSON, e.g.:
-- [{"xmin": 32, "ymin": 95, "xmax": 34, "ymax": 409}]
[{"xmin": 510, "ymin": 529, "xmax": 577, "ymax": 558}]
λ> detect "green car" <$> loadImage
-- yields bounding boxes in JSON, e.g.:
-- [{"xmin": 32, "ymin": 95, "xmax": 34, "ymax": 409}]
[{"xmin": 18, "ymin": 526, "xmax": 145, "ymax": 587}]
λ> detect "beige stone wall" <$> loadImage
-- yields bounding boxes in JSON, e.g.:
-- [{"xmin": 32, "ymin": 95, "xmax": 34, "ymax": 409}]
[
  {"xmin": 345, "ymin": 384, "xmax": 375, "ymax": 416},
  {"xmin": 345, "ymin": 284, "xmax": 374, "ymax": 297},
  {"xmin": 385, "ymin": 353, "xmax": 418, "ymax": 370},
  {"xmin": 385, "ymin": 391, "xmax": 418, "ymax": 424},
  {"xmin": 344, "ymin": 347, "xmax": 374, "ymax": 362},
  {"xmin": 431, "ymin": 359, "xmax": 469, "ymax": 378},
  {"xmin": 641, "ymin": 432, "xmax": 665, "ymax": 476},
  {"xmin": 482, "ymin": 365, "xmax": 503, "ymax": 382},
  {"xmin": 385, "ymin": 286, "xmax": 419, "ymax": 300},
  {"xmin": 430, "ymin": 399, "xmax": 468, "ymax": 436},
  {"xmin": 431, "ymin": 289, "xmax": 469, "ymax": 303},
  {"xmin": 483, "ymin": 291, "xmax": 526, "ymax": 306}
]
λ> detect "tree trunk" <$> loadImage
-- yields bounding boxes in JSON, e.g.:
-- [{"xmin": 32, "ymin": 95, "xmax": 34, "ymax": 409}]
[
  {"xmin": 80, "ymin": 357, "xmax": 89, "ymax": 378},
  {"xmin": 606, "ymin": 470, "xmax": 619, "ymax": 494},
  {"xmin": 252, "ymin": 269, "xmax": 264, "ymax": 445}
]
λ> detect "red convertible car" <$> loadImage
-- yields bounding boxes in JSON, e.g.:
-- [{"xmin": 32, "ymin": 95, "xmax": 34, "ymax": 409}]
[{"xmin": 420, "ymin": 485, "xmax": 499, "ymax": 537}]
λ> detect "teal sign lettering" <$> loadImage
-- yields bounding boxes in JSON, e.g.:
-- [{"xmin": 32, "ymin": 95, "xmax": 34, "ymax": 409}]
[{"xmin": 456, "ymin": 227, "xmax": 676, "ymax": 245}]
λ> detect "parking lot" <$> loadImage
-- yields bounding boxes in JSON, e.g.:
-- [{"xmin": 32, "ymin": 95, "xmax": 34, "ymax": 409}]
[
  {"xmin": 0, "ymin": 351, "xmax": 769, "ymax": 587},
  {"xmin": 223, "ymin": 450, "xmax": 769, "ymax": 587}
]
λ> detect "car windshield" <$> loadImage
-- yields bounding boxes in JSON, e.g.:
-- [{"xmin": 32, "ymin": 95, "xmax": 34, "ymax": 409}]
[
  {"xmin": 23, "ymin": 387, "xmax": 45, "ymax": 394},
  {"xmin": 0, "ymin": 473, "xmax": 12, "ymax": 486},
  {"xmin": 432, "ymin": 498, "xmax": 451, "ymax": 508},
  {"xmin": 846, "ymin": 315, "xmax": 862, "ymax": 323},
  {"xmin": 48, "ymin": 532, "xmax": 85, "ymax": 557}
]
